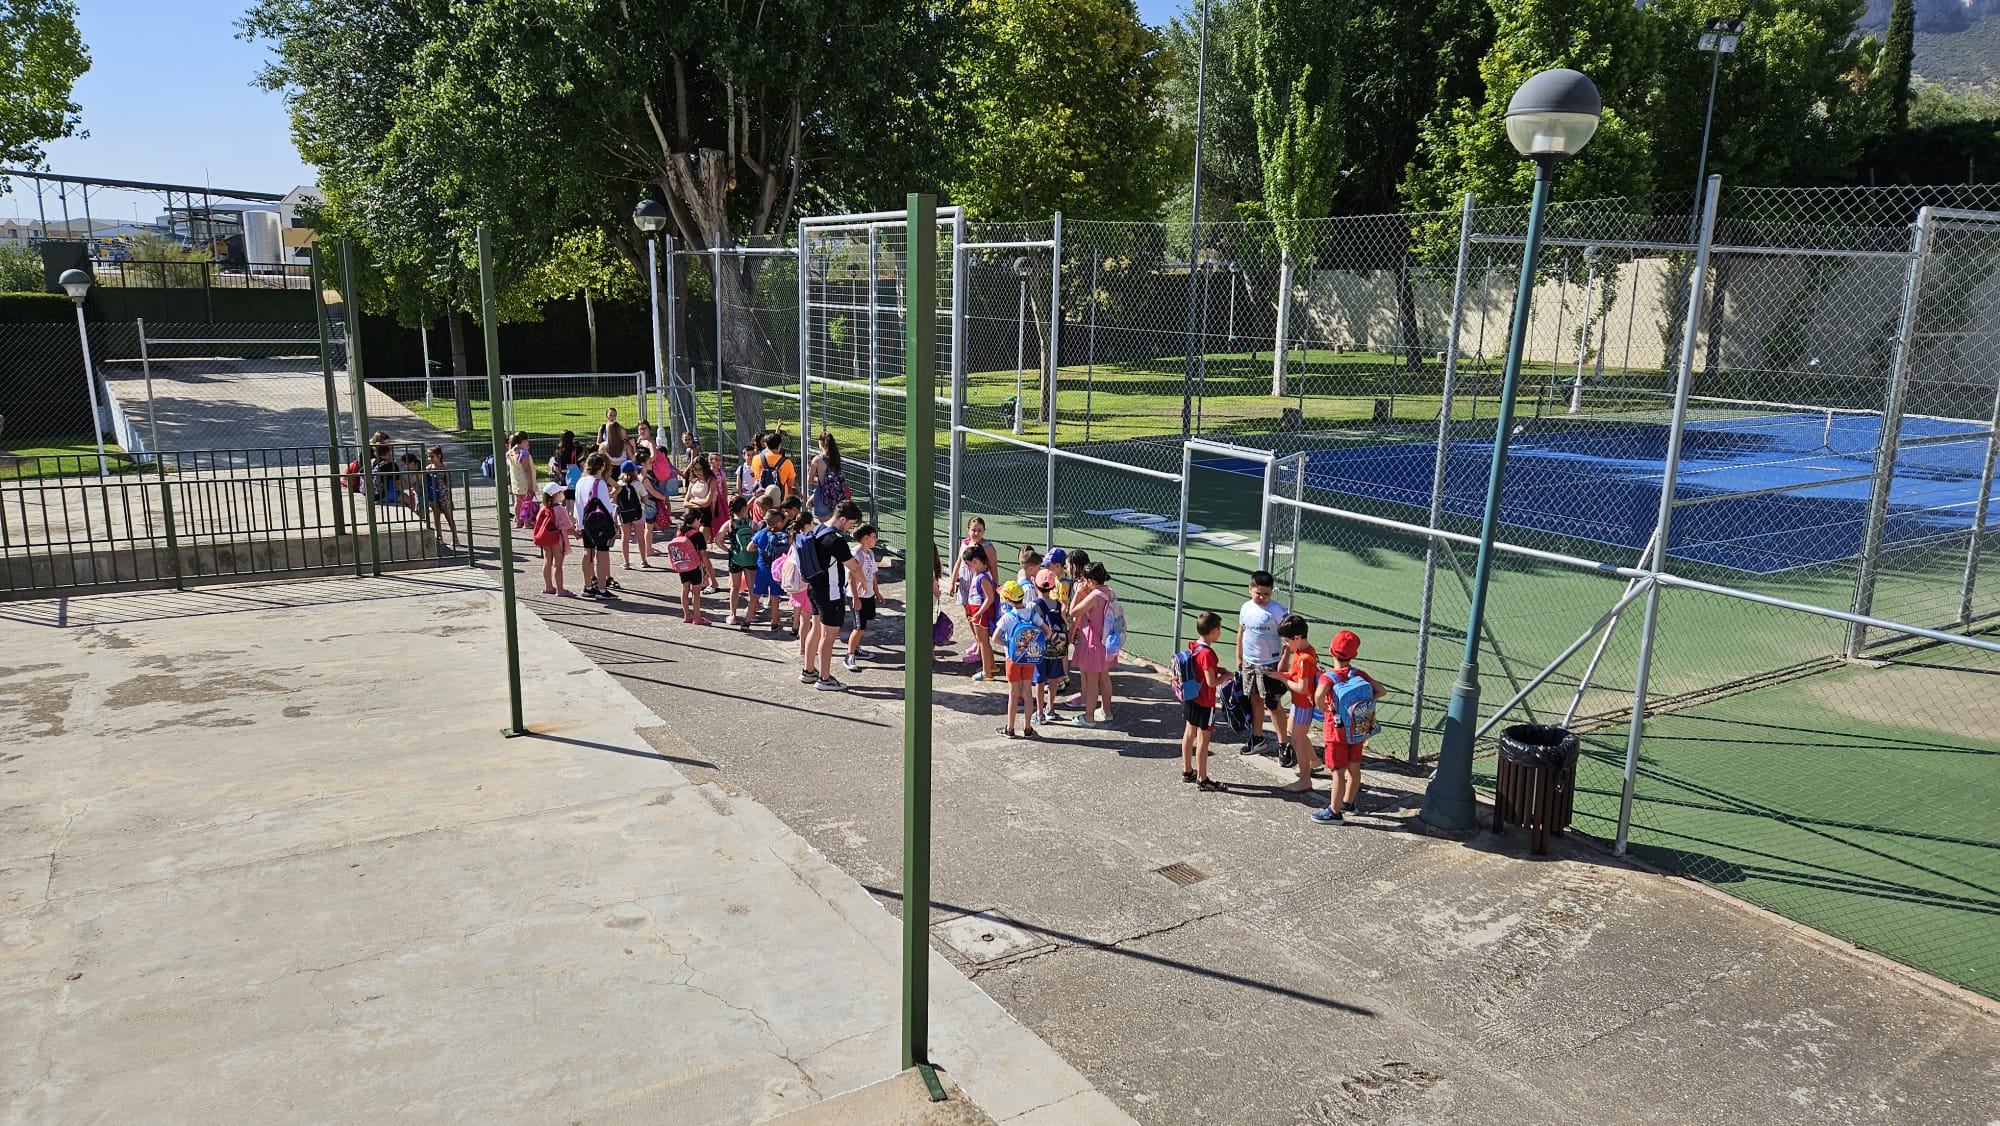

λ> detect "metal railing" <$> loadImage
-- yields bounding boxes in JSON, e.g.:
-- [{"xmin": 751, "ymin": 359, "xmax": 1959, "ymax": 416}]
[
  {"xmin": 89, "ymin": 259, "xmax": 313, "ymax": 290},
  {"xmin": 0, "ymin": 465, "xmax": 476, "ymax": 600}
]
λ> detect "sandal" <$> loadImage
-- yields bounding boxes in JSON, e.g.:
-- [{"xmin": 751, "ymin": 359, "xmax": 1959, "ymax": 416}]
[
  {"xmin": 997, "ymin": 727, "xmax": 1018, "ymax": 739},
  {"xmin": 1182, "ymin": 770, "xmax": 1197, "ymax": 784},
  {"xmin": 1023, "ymin": 726, "xmax": 1039, "ymax": 739}
]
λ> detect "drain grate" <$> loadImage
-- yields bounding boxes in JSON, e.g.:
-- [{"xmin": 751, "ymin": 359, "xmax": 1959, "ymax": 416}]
[{"xmin": 1153, "ymin": 862, "xmax": 1208, "ymax": 887}]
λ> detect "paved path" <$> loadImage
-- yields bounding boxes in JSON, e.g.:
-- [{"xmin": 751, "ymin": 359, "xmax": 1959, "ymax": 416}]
[
  {"xmin": 495, "ymin": 531, "xmax": 2000, "ymax": 1126},
  {"xmin": 0, "ymin": 572, "xmax": 1128, "ymax": 1125}
]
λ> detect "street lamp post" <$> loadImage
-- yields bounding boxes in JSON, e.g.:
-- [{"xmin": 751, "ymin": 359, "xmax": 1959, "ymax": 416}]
[
  {"xmin": 634, "ymin": 200, "xmax": 672, "ymax": 447},
  {"xmin": 1420, "ymin": 69, "xmax": 1602, "ymax": 832},
  {"xmin": 58, "ymin": 268, "xmax": 109, "ymax": 476},
  {"xmin": 1693, "ymin": 17, "xmax": 1745, "ymax": 214}
]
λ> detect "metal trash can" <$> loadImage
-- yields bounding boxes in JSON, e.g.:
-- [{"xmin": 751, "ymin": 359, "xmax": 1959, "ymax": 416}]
[
  {"xmin": 1001, "ymin": 395, "xmax": 1019, "ymax": 430},
  {"xmin": 1492, "ymin": 724, "xmax": 1578, "ymax": 855},
  {"xmin": 1371, "ymin": 397, "xmax": 1391, "ymax": 423}
]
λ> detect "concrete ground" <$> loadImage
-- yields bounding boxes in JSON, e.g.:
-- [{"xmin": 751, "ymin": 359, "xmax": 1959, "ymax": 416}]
[
  {"xmin": 0, "ymin": 572, "xmax": 1127, "ymax": 1125},
  {"xmin": 497, "ymin": 535, "xmax": 2000, "ymax": 1126}
]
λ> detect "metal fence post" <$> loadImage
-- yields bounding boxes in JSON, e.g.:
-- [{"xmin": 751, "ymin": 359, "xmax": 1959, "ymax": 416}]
[
  {"xmin": 1846, "ymin": 207, "xmax": 1936, "ymax": 657},
  {"xmin": 1045, "ymin": 211, "xmax": 1062, "ymax": 551},
  {"xmin": 1288, "ymin": 456, "xmax": 1304, "ymax": 606},
  {"xmin": 158, "ymin": 462, "xmax": 184, "ymax": 590},
  {"xmin": 900, "ymin": 193, "xmax": 938, "ymax": 1074},
  {"xmin": 947, "ymin": 216, "xmax": 968, "ymax": 554},
  {"xmin": 1409, "ymin": 191, "xmax": 1477, "ymax": 763},
  {"xmin": 797, "ymin": 238, "xmax": 813, "ymax": 441},
  {"xmin": 712, "ymin": 244, "xmax": 726, "ymax": 436},
  {"xmin": 866, "ymin": 224, "xmax": 882, "ymax": 529},
  {"xmin": 476, "ymin": 225, "xmax": 528, "ymax": 737},
  {"xmin": 136, "ymin": 317, "xmax": 162, "ymax": 461},
  {"xmin": 1172, "ymin": 441, "xmax": 1195, "ymax": 654},
  {"xmin": 1960, "ymin": 366, "xmax": 2000, "ymax": 626},
  {"xmin": 340, "ymin": 240, "xmax": 382, "ymax": 577},
  {"xmin": 308, "ymin": 256, "xmax": 347, "ymax": 537},
  {"xmin": 1616, "ymin": 175, "xmax": 1723, "ymax": 856},
  {"xmin": 1084, "ymin": 249, "xmax": 1100, "ymax": 445}
]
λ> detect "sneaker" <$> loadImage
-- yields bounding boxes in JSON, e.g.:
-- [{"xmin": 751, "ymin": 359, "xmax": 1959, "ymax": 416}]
[
  {"xmin": 1311, "ymin": 808, "xmax": 1344, "ymax": 824},
  {"xmin": 622, "ymin": 561, "xmax": 632, "ymax": 570},
  {"xmin": 1073, "ymin": 714, "xmax": 1098, "ymax": 728},
  {"xmin": 598, "ymin": 587, "xmax": 619, "ymax": 599},
  {"xmin": 725, "ymin": 615, "xmax": 741, "ymax": 627},
  {"xmin": 843, "ymin": 655, "xmax": 859, "ymax": 673},
  {"xmin": 815, "ymin": 676, "xmax": 846, "ymax": 692},
  {"xmin": 1278, "ymin": 746, "xmax": 1297, "ymax": 769},
  {"xmin": 971, "ymin": 671, "xmax": 987, "ymax": 682},
  {"xmin": 581, "ymin": 586, "xmax": 601, "ymax": 599},
  {"xmin": 1342, "ymin": 801, "xmax": 1357, "ymax": 813},
  {"xmin": 800, "ymin": 668, "xmax": 816, "ymax": 684},
  {"xmin": 1240, "ymin": 736, "xmax": 1265, "ymax": 756},
  {"xmin": 849, "ymin": 648, "xmax": 867, "ymax": 661},
  {"xmin": 1042, "ymin": 709, "xmax": 1064, "ymax": 723}
]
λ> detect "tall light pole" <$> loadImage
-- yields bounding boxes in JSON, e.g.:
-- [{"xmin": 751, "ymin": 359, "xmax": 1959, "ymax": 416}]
[
  {"xmin": 58, "ymin": 268, "xmax": 109, "ymax": 476},
  {"xmin": 634, "ymin": 199, "xmax": 672, "ymax": 447},
  {"xmin": 1421, "ymin": 69, "xmax": 1602, "ymax": 832},
  {"xmin": 1693, "ymin": 17, "xmax": 1745, "ymax": 213},
  {"xmin": 1180, "ymin": 0, "xmax": 1210, "ymax": 439}
]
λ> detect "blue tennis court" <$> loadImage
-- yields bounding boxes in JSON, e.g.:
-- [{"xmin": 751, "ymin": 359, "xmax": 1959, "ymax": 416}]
[{"xmin": 1201, "ymin": 411, "xmax": 1996, "ymax": 574}]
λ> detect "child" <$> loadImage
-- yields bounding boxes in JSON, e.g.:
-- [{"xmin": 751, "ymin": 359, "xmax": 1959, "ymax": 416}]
[
  {"xmin": 532, "ymin": 483, "xmax": 572, "ymax": 597},
  {"xmin": 736, "ymin": 444, "xmax": 759, "ymax": 499},
  {"xmin": 724, "ymin": 496, "xmax": 759, "ymax": 627},
  {"xmin": 1277, "ymin": 614, "xmax": 1319, "ymax": 793},
  {"xmin": 506, "ymin": 430, "xmax": 537, "ymax": 528},
  {"xmin": 666, "ymin": 510, "xmax": 709, "ymax": 624},
  {"xmin": 1180, "ymin": 612, "xmax": 1226, "ymax": 791},
  {"xmin": 397, "ymin": 451, "xmax": 425, "ymax": 513},
  {"xmin": 1016, "ymin": 546, "xmax": 1042, "ymax": 587},
  {"xmin": 750, "ymin": 504, "xmax": 792, "ymax": 631},
  {"xmin": 786, "ymin": 513, "xmax": 815, "ymax": 645},
  {"xmin": 843, "ymin": 523, "xmax": 879, "ymax": 671},
  {"xmin": 994, "ymin": 581, "xmax": 1039, "ymax": 738},
  {"xmin": 424, "ymin": 446, "xmax": 459, "ymax": 551},
  {"xmin": 1312, "ymin": 630, "xmax": 1381, "ymax": 824},
  {"xmin": 1235, "ymin": 570, "xmax": 1290, "ymax": 758},
  {"xmin": 1030, "ymin": 568, "xmax": 1069, "ymax": 725},
  {"xmin": 616, "ymin": 461, "xmax": 649, "ymax": 569},
  {"xmin": 961, "ymin": 544, "xmax": 998, "ymax": 682}
]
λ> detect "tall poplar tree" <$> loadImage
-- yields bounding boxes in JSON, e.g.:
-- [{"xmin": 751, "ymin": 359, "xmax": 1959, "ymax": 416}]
[{"xmin": 1252, "ymin": 0, "xmax": 1345, "ymax": 234}]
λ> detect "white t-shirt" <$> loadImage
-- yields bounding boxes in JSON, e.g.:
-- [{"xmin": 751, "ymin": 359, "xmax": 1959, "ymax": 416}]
[
  {"xmin": 854, "ymin": 547, "xmax": 878, "ymax": 599},
  {"xmin": 574, "ymin": 475, "xmax": 613, "ymax": 526},
  {"xmin": 1239, "ymin": 598, "xmax": 1287, "ymax": 666}
]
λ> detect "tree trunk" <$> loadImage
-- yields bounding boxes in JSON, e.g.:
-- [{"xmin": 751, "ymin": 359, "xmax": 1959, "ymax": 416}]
[
  {"xmin": 584, "ymin": 286, "xmax": 599, "ymax": 375},
  {"xmin": 1396, "ymin": 254, "xmax": 1423, "ymax": 374},
  {"xmin": 448, "ymin": 308, "xmax": 473, "ymax": 432},
  {"xmin": 711, "ymin": 253, "xmax": 778, "ymax": 452},
  {"xmin": 1702, "ymin": 254, "xmax": 1734, "ymax": 380}
]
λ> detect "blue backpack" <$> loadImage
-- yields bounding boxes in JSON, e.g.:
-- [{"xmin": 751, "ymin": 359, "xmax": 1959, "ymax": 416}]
[
  {"xmin": 792, "ymin": 524, "xmax": 834, "ymax": 583},
  {"xmin": 1322, "ymin": 668, "xmax": 1380, "ymax": 745},
  {"xmin": 1005, "ymin": 605, "xmax": 1047, "ymax": 663},
  {"xmin": 1172, "ymin": 641, "xmax": 1210, "ymax": 703}
]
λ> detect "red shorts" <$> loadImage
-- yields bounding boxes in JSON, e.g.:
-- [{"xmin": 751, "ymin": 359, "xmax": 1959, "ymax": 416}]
[
  {"xmin": 1324, "ymin": 736, "xmax": 1363, "ymax": 771},
  {"xmin": 1005, "ymin": 662, "xmax": 1036, "ymax": 684}
]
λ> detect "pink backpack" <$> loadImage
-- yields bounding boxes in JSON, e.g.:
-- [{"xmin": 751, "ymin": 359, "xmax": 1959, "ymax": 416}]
[{"xmin": 665, "ymin": 534, "xmax": 700, "ymax": 573}]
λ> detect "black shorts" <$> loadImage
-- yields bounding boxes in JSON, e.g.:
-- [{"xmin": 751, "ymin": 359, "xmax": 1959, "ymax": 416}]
[
  {"xmin": 678, "ymin": 568, "xmax": 704, "ymax": 586},
  {"xmin": 850, "ymin": 596, "xmax": 876, "ymax": 628},
  {"xmin": 581, "ymin": 527, "xmax": 615, "ymax": 552},
  {"xmin": 1183, "ymin": 701, "xmax": 1215, "ymax": 731},
  {"xmin": 729, "ymin": 562, "xmax": 756, "ymax": 575},
  {"xmin": 808, "ymin": 586, "xmax": 845, "ymax": 627}
]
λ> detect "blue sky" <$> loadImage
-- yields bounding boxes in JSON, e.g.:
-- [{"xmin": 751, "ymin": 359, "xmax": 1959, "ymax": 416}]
[{"xmin": 28, "ymin": 0, "xmax": 1189, "ymax": 207}]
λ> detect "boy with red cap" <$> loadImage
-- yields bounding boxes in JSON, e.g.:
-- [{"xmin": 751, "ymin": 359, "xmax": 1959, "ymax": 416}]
[{"xmin": 1312, "ymin": 629, "xmax": 1380, "ymax": 824}]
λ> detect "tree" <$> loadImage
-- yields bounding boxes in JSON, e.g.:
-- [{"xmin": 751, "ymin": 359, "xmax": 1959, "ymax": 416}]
[
  {"xmin": 1252, "ymin": 0, "xmax": 1345, "ymax": 231},
  {"xmin": 1877, "ymin": 0, "xmax": 1914, "ymax": 133},
  {"xmin": 0, "ymin": 0, "xmax": 88, "ymax": 169},
  {"xmin": 1645, "ymin": 0, "xmax": 1867, "ymax": 198},
  {"xmin": 953, "ymin": 0, "xmax": 1173, "ymax": 221},
  {"xmin": 1334, "ymin": 0, "xmax": 1490, "ymax": 216},
  {"xmin": 246, "ymin": 0, "xmax": 964, "ymax": 447},
  {"xmin": 1403, "ymin": 0, "xmax": 1662, "ymax": 212}
]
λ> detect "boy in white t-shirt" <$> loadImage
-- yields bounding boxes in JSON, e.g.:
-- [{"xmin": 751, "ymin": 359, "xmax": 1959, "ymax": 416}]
[
  {"xmin": 1235, "ymin": 569, "xmax": 1289, "ymax": 757},
  {"xmin": 843, "ymin": 523, "xmax": 880, "ymax": 672}
]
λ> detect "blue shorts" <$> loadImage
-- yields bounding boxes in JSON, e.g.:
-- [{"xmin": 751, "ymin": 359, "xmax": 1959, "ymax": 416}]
[
  {"xmin": 1035, "ymin": 658, "xmax": 1064, "ymax": 684},
  {"xmin": 753, "ymin": 570, "xmax": 782, "ymax": 598}
]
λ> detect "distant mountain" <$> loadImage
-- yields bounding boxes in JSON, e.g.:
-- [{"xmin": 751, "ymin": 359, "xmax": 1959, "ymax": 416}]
[
  {"xmin": 1859, "ymin": 0, "xmax": 2000, "ymax": 33},
  {"xmin": 1914, "ymin": 11, "xmax": 2000, "ymax": 92}
]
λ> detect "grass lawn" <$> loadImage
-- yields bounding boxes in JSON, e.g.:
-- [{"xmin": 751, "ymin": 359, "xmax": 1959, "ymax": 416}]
[{"xmin": 0, "ymin": 439, "xmax": 146, "ymax": 481}]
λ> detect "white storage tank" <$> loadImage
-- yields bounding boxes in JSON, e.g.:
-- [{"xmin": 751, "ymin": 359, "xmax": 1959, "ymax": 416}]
[{"xmin": 242, "ymin": 209, "xmax": 283, "ymax": 273}]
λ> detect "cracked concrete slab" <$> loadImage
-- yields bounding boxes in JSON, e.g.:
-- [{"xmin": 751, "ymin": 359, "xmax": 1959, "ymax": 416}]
[{"xmin": 0, "ymin": 572, "xmax": 1131, "ymax": 1126}]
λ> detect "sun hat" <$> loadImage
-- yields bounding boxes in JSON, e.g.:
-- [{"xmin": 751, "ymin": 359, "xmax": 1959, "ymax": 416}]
[
  {"xmin": 999, "ymin": 580, "xmax": 1026, "ymax": 604},
  {"xmin": 1329, "ymin": 630, "xmax": 1361, "ymax": 660}
]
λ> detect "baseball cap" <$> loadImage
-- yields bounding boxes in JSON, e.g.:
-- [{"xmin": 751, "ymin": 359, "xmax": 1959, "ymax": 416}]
[
  {"xmin": 620, "ymin": 460, "xmax": 639, "ymax": 475},
  {"xmin": 999, "ymin": 580, "xmax": 1026, "ymax": 604},
  {"xmin": 1045, "ymin": 547, "xmax": 1067, "ymax": 566},
  {"xmin": 542, "ymin": 481, "xmax": 564, "ymax": 497},
  {"xmin": 1034, "ymin": 567, "xmax": 1058, "ymax": 591},
  {"xmin": 1329, "ymin": 630, "xmax": 1361, "ymax": 660}
]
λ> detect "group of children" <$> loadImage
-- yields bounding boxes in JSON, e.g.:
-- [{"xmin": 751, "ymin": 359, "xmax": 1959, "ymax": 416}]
[
  {"xmin": 1176, "ymin": 570, "xmax": 1381, "ymax": 821},
  {"xmin": 344, "ymin": 432, "xmax": 461, "ymax": 551}
]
